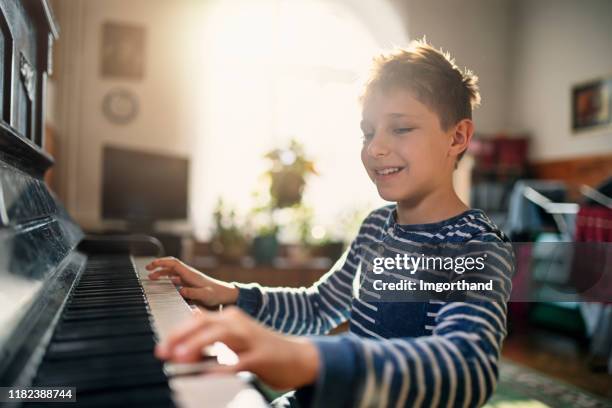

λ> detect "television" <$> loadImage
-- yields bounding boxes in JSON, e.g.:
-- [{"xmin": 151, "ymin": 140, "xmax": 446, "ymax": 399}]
[{"xmin": 102, "ymin": 145, "xmax": 189, "ymax": 227}]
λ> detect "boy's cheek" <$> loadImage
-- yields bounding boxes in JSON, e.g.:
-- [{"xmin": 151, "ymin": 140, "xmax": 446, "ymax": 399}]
[
  {"xmin": 365, "ymin": 168, "xmax": 375, "ymax": 182},
  {"xmin": 360, "ymin": 147, "xmax": 368, "ymax": 167},
  {"xmin": 360, "ymin": 152, "xmax": 375, "ymax": 181}
]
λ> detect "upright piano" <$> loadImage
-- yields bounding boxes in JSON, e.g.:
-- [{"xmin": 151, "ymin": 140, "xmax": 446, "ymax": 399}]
[{"xmin": 0, "ymin": 1, "xmax": 266, "ymax": 406}]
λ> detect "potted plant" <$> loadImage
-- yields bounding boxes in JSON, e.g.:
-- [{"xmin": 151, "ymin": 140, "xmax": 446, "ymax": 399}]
[
  {"xmin": 209, "ymin": 198, "xmax": 249, "ymax": 264},
  {"xmin": 249, "ymin": 140, "xmax": 318, "ymax": 265},
  {"xmin": 249, "ymin": 202, "xmax": 280, "ymax": 265},
  {"xmin": 285, "ymin": 204, "xmax": 315, "ymax": 265},
  {"xmin": 265, "ymin": 139, "xmax": 317, "ymax": 208}
]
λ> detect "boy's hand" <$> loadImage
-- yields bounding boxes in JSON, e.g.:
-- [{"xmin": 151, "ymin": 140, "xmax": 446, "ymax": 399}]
[
  {"xmin": 146, "ymin": 257, "xmax": 239, "ymax": 307},
  {"xmin": 155, "ymin": 306, "xmax": 321, "ymax": 390}
]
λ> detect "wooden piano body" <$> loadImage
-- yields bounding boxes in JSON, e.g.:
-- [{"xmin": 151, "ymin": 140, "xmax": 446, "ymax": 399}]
[{"xmin": 0, "ymin": 1, "xmax": 266, "ymax": 406}]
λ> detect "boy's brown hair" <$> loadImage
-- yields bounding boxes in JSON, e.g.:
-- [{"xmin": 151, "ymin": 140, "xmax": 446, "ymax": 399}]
[{"xmin": 361, "ymin": 39, "xmax": 481, "ymax": 135}]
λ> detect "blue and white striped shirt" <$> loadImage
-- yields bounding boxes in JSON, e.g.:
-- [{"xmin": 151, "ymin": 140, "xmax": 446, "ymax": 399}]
[{"xmin": 236, "ymin": 205, "xmax": 514, "ymax": 407}]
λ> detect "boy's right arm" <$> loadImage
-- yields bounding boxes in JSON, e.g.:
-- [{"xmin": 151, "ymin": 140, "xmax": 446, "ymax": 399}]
[{"xmin": 146, "ymin": 237, "xmax": 361, "ymax": 336}]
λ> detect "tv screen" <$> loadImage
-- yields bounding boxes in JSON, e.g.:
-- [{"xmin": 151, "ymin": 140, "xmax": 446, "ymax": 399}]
[{"xmin": 102, "ymin": 146, "xmax": 189, "ymax": 222}]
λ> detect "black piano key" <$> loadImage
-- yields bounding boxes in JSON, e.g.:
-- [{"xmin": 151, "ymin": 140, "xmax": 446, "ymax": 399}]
[
  {"xmin": 64, "ymin": 303, "xmax": 147, "ymax": 313},
  {"xmin": 69, "ymin": 294, "xmax": 146, "ymax": 303},
  {"xmin": 37, "ymin": 360, "xmax": 165, "ymax": 383},
  {"xmin": 68, "ymin": 296, "xmax": 146, "ymax": 305},
  {"xmin": 75, "ymin": 281, "xmax": 141, "ymax": 286},
  {"xmin": 73, "ymin": 284, "xmax": 140, "ymax": 292},
  {"xmin": 61, "ymin": 308, "xmax": 150, "ymax": 322},
  {"xmin": 38, "ymin": 351, "xmax": 160, "ymax": 370},
  {"xmin": 37, "ymin": 352, "xmax": 163, "ymax": 378},
  {"xmin": 46, "ymin": 334, "xmax": 156, "ymax": 360},
  {"xmin": 56, "ymin": 316, "xmax": 152, "ymax": 332},
  {"xmin": 66, "ymin": 301, "xmax": 146, "ymax": 311},
  {"xmin": 72, "ymin": 288, "xmax": 144, "ymax": 296},
  {"xmin": 73, "ymin": 282, "xmax": 142, "ymax": 289},
  {"xmin": 40, "ymin": 368, "xmax": 168, "ymax": 392},
  {"xmin": 53, "ymin": 321, "xmax": 153, "ymax": 341}
]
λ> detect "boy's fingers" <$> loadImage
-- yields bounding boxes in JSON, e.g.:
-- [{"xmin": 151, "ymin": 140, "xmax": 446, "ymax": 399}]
[
  {"xmin": 170, "ymin": 276, "xmax": 183, "ymax": 285},
  {"xmin": 172, "ymin": 327, "xmax": 229, "ymax": 363},
  {"xmin": 147, "ymin": 267, "xmax": 175, "ymax": 280},
  {"xmin": 147, "ymin": 260, "xmax": 194, "ymax": 281},
  {"xmin": 148, "ymin": 259, "xmax": 178, "ymax": 272},
  {"xmin": 146, "ymin": 257, "xmax": 178, "ymax": 270},
  {"xmin": 205, "ymin": 353, "xmax": 255, "ymax": 375},
  {"xmin": 157, "ymin": 314, "xmax": 209, "ymax": 357},
  {"xmin": 146, "ymin": 258, "xmax": 184, "ymax": 274},
  {"xmin": 179, "ymin": 287, "xmax": 208, "ymax": 301},
  {"xmin": 158, "ymin": 311, "xmax": 223, "ymax": 357},
  {"xmin": 204, "ymin": 364, "xmax": 240, "ymax": 375}
]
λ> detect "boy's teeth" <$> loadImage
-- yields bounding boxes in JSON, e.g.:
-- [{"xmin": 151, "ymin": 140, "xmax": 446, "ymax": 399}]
[{"xmin": 377, "ymin": 167, "xmax": 401, "ymax": 175}]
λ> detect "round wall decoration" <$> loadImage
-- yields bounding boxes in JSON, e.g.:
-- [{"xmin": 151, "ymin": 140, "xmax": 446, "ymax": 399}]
[{"xmin": 102, "ymin": 88, "xmax": 139, "ymax": 125}]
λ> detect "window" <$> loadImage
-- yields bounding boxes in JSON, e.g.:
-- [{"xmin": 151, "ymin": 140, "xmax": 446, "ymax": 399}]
[{"xmin": 192, "ymin": 0, "xmax": 406, "ymax": 241}]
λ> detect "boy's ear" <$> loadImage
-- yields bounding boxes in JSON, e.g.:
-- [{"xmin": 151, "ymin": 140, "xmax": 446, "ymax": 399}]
[{"xmin": 448, "ymin": 118, "xmax": 474, "ymax": 159}]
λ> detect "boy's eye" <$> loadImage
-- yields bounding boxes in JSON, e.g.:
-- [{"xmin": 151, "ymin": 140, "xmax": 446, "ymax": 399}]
[
  {"xmin": 362, "ymin": 132, "xmax": 374, "ymax": 141},
  {"xmin": 393, "ymin": 127, "xmax": 415, "ymax": 134}
]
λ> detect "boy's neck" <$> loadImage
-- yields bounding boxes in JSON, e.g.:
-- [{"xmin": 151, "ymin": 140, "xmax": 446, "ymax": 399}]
[{"xmin": 395, "ymin": 187, "xmax": 468, "ymax": 226}]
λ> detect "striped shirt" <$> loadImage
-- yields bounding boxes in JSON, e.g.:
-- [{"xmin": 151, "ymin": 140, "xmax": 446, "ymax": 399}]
[{"xmin": 236, "ymin": 205, "xmax": 514, "ymax": 407}]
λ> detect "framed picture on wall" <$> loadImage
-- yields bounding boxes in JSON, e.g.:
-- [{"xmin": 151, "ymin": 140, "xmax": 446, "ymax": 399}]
[
  {"xmin": 101, "ymin": 22, "xmax": 146, "ymax": 79},
  {"xmin": 571, "ymin": 76, "xmax": 612, "ymax": 133}
]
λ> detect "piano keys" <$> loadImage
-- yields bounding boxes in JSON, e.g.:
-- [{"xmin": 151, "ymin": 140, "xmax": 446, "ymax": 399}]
[
  {"xmin": 133, "ymin": 256, "xmax": 195, "ymax": 343},
  {"xmin": 2, "ymin": 247, "xmax": 267, "ymax": 407},
  {"xmin": 29, "ymin": 255, "xmax": 173, "ymax": 407},
  {"xmin": 0, "ymin": 1, "xmax": 266, "ymax": 406}
]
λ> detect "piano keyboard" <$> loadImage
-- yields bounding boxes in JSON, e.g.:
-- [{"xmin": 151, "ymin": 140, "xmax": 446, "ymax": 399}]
[
  {"xmin": 26, "ymin": 254, "xmax": 267, "ymax": 408},
  {"xmin": 132, "ymin": 257, "xmax": 195, "ymax": 343},
  {"xmin": 29, "ymin": 255, "xmax": 174, "ymax": 407}
]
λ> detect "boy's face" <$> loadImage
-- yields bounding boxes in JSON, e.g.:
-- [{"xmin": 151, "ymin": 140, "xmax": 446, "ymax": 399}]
[{"xmin": 360, "ymin": 89, "xmax": 454, "ymax": 204}]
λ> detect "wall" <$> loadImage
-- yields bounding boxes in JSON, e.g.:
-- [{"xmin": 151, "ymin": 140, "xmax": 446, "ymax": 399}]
[
  {"xmin": 392, "ymin": 0, "xmax": 513, "ymax": 135},
  {"xmin": 509, "ymin": 0, "xmax": 612, "ymax": 161},
  {"xmin": 51, "ymin": 0, "xmax": 207, "ymax": 227},
  {"xmin": 396, "ymin": 0, "xmax": 612, "ymax": 162},
  {"xmin": 51, "ymin": 0, "xmax": 410, "ymax": 230},
  {"xmin": 52, "ymin": 0, "xmax": 511, "ymax": 229},
  {"xmin": 50, "ymin": 0, "xmax": 611, "ymax": 230}
]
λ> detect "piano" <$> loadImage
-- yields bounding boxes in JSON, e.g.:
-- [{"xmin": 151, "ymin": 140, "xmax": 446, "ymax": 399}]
[{"xmin": 0, "ymin": 1, "xmax": 267, "ymax": 406}]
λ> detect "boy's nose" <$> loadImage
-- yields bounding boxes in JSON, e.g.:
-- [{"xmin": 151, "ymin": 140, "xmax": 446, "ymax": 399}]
[{"xmin": 366, "ymin": 134, "xmax": 391, "ymax": 158}]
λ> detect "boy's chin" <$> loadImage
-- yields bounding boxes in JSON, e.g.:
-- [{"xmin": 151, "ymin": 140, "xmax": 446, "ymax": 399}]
[{"xmin": 376, "ymin": 187, "xmax": 411, "ymax": 203}]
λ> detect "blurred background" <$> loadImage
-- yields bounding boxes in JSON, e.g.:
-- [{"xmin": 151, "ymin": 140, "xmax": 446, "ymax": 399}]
[{"xmin": 43, "ymin": 0, "xmax": 610, "ymax": 406}]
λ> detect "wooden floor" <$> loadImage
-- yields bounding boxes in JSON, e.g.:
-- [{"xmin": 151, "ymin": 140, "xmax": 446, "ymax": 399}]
[{"xmin": 502, "ymin": 329, "xmax": 612, "ymax": 399}]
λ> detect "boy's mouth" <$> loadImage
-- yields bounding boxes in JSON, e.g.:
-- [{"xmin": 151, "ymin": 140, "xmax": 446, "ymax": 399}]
[{"xmin": 373, "ymin": 166, "xmax": 406, "ymax": 179}]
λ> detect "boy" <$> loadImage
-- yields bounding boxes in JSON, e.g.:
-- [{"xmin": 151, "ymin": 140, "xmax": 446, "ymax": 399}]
[{"xmin": 148, "ymin": 40, "xmax": 514, "ymax": 407}]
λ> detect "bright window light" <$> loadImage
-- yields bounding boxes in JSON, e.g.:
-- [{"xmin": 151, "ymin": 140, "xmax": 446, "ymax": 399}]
[{"xmin": 191, "ymin": 0, "xmax": 405, "ymax": 241}]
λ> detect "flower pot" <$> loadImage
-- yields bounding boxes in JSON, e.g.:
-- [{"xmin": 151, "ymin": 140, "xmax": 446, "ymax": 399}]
[
  {"xmin": 252, "ymin": 234, "xmax": 279, "ymax": 265},
  {"xmin": 270, "ymin": 171, "xmax": 305, "ymax": 208}
]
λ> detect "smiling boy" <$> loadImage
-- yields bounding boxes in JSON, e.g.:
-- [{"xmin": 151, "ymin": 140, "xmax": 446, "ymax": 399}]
[{"xmin": 148, "ymin": 40, "xmax": 514, "ymax": 407}]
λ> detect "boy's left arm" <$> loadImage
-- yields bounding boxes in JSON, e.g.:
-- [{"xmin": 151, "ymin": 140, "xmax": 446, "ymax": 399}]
[
  {"xmin": 296, "ymin": 239, "xmax": 515, "ymax": 407},
  {"xmin": 303, "ymin": 300, "xmax": 509, "ymax": 407}
]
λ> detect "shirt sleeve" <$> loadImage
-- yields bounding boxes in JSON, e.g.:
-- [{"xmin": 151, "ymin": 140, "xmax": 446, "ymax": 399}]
[
  {"xmin": 233, "ymin": 236, "xmax": 362, "ymax": 335},
  {"xmin": 301, "ymin": 239, "xmax": 515, "ymax": 408}
]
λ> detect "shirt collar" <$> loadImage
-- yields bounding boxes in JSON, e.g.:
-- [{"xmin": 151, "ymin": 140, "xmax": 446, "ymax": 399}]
[{"xmin": 382, "ymin": 205, "xmax": 484, "ymax": 234}]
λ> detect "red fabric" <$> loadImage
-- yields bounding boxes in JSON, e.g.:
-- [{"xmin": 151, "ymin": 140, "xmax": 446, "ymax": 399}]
[
  {"xmin": 574, "ymin": 206, "xmax": 612, "ymax": 242},
  {"xmin": 573, "ymin": 206, "xmax": 612, "ymax": 303}
]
